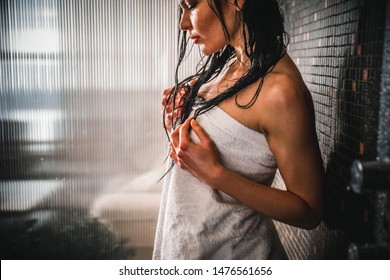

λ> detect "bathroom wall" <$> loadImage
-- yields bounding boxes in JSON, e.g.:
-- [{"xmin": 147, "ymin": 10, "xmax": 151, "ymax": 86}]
[{"xmin": 274, "ymin": 0, "xmax": 388, "ymax": 259}]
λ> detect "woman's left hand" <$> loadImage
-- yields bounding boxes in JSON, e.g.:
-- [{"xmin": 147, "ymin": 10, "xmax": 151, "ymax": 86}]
[{"xmin": 169, "ymin": 117, "xmax": 223, "ymax": 187}]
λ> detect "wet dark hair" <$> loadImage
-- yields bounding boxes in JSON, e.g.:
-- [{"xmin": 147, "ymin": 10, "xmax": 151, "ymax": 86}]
[{"xmin": 163, "ymin": 0, "xmax": 289, "ymax": 139}]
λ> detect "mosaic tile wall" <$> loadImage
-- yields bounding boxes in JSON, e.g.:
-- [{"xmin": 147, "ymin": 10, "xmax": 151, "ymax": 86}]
[{"xmin": 274, "ymin": 0, "xmax": 387, "ymax": 259}]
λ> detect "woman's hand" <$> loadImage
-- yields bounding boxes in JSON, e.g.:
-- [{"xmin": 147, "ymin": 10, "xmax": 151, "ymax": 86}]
[
  {"xmin": 162, "ymin": 87, "xmax": 184, "ymax": 132},
  {"xmin": 162, "ymin": 80, "xmax": 196, "ymax": 132},
  {"xmin": 169, "ymin": 117, "xmax": 223, "ymax": 186}
]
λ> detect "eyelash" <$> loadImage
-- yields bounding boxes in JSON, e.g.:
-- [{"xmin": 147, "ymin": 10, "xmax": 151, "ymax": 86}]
[{"xmin": 187, "ymin": 2, "xmax": 197, "ymax": 10}]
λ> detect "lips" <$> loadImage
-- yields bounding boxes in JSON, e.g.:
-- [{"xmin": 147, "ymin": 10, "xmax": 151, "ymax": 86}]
[{"xmin": 190, "ymin": 36, "xmax": 200, "ymax": 44}]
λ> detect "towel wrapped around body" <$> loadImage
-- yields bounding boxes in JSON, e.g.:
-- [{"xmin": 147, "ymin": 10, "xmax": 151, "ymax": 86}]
[{"xmin": 153, "ymin": 102, "xmax": 287, "ymax": 259}]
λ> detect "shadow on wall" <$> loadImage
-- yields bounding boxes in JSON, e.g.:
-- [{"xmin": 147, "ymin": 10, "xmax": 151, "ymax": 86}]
[{"xmin": 323, "ymin": 0, "xmax": 385, "ymax": 259}]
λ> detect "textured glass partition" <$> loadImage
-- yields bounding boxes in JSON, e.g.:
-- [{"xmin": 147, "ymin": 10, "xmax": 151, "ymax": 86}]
[{"xmin": 0, "ymin": 0, "xmax": 197, "ymax": 259}]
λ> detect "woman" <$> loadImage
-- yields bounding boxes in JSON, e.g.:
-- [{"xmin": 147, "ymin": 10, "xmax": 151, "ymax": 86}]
[{"xmin": 153, "ymin": 0, "xmax": 324, "ymax": 259}]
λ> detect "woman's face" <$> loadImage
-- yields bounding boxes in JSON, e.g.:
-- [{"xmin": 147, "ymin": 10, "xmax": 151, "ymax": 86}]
[{"xmin": 178, "ymin": 0, "xmax": 240, "ymax": 56}]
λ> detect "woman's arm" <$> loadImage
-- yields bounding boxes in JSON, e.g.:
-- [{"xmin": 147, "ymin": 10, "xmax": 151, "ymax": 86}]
[{"xmin": 169, "ymin": 76, "xmax": 324, "ymax": 230}]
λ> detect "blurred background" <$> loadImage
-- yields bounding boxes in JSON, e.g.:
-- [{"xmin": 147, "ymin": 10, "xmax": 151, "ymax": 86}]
[{"xmin": 0, "ymin": 0, "xmax": 189, "ymax": 259}]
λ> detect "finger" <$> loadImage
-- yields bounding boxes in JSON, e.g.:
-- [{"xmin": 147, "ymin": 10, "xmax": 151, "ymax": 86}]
[
  {"xmin": 162, "ymin": 106, "xmax": 173, "ymax": 131},
  {"xmin": 169, "ymin": 142, "xmax": 179, "ymax": 162},
  {"xmin": 165, "ymin": 102, "xmax": 172, "ymax": 113},
  {"xmin": 170, "ymin": 124, "xmax": 181, "ymax": 146},
  {"xmin": 177, "ymin": 159, "xmax": 189, "ymax": 170},
  {"xmin": 170, "ymin": 142, "xmax": 188, "ymax": 170},
  {"xmin": 173, "ymin": 152, "xmax": 189, "ymax": 171},
  {"xmin": 167, "ymin": 113, "xmax": 172, "ymax": 123},
  {"xmin": 172, "ymin": 108, "xmax": 182, "ymax": 120},
  {"xmin": 169, "ymin": 141, "xmax": 175, "ymax": 152},
  {"xmin": 176, "ymin": 88, "xmax": 187, "ymax": 107},
  {"xmin": 189, "ymin": 79, "xmax": 197, "ymax": 86},
  {"xmin": 179, "ymin": 117, "xmax": 194, "ymax": 143},
  {"xmin": 162, "ymin": 88, "xmax": 172, "ymax": 105},
  {"xmin": 163, "ymin": 87, "xmax": 172, "ymax": 96},
  {"xmin": 169, "ymin": 150, "xmax": 178, "ymax": 164},
  {"xmin": 191, "ymin": 119, "xmax": 212, "ymax": 144},
  {"xmin": 162, "ymin": 94, "xmax": 167, "ymax": 106},
  {"xmin": 179, "ymin": 87, "xmax": 186, "ymax": 95},
  {"xmin": 177, "ymin": 94, "xmax": 186, "ymax": 107}
]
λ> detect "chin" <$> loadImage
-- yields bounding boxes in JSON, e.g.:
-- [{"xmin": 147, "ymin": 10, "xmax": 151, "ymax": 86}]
[
  {"xmin": 199, "ymin": 46, "xmax": 211, "ymax": 56},
  {"xmin": 200, "ymin": 46, "xmax": 221, "ymax": 56}
]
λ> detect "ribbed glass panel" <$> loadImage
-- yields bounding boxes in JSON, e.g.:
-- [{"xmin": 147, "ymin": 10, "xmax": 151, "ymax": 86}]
[{"xmin": 0, "ymin": 0, "xmax": 199, "ymax": 259}]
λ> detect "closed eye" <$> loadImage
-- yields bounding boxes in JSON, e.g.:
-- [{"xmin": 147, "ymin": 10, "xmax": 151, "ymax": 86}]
[{"xmin": 187, "ymin": 3, "xmax": 197, "ymax": 10}]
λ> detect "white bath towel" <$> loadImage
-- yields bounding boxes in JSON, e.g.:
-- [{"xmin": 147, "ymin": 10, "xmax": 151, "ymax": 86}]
[{"xmin": 153, "ymin": 102, "xmax": 287, "ymax": 259}]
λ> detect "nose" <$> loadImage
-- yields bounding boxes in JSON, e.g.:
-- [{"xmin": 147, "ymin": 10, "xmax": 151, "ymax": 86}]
[{"xmin": 179, "ymin": 10, "xmax": 191, "ymax": 31}]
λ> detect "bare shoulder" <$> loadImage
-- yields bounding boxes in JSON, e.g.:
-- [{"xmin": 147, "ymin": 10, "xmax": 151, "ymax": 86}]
[
  {"xmin": 261, "ymin": 56, "xmax": 310, "ymax": 110},
  {"xmin": 261, "ymin": 72, "xmax": 311, "ymax": 114},
  {"xmin": 258, "ymin": 56, "xmax": 315, "ymax": 134}
]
